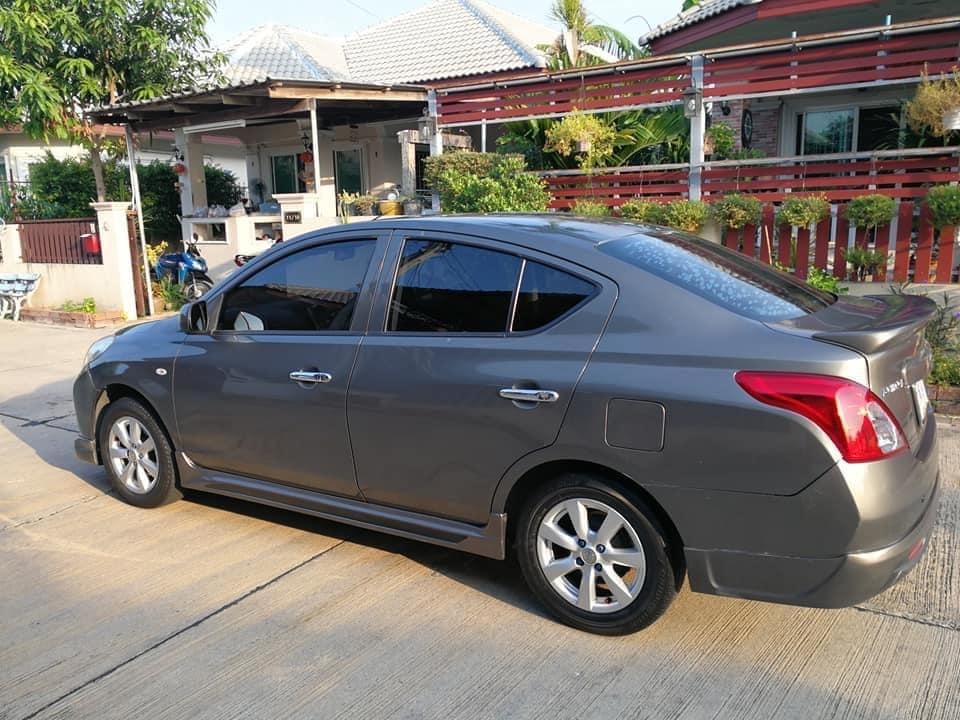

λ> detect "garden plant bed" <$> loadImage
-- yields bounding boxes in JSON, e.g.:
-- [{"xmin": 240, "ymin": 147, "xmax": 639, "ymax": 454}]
[{"xmin": 21, "ymin": 307, "xmax": 125, "ymax": 328}]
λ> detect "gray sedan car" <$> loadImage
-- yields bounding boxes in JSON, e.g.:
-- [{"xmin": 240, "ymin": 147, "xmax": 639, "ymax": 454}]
[{"xmin": 73, "ymin": 215, "xmax": 939, "ymax": 635}]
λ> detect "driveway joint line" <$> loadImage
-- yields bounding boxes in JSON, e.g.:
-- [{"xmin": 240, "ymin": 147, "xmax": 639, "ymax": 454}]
[
  {"xmin": 853, "ymin": 603, "xmax": 960, "ymax": 631},
  {"xmin": 17, "ymin": 539, "xmax": 349, "ymax": 720},
  {"xmin": 0, "ymin": 493, "xmax": 111, "ymax": 535},
  {"xmin": 0, "ymin": 410, "xmax": 76, "ymax": 432}
]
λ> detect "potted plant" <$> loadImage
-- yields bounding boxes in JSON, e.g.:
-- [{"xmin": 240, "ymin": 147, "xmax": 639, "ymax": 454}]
[
  {"xmin": 907, "ymin": 68, "xmax": 960, "ymax": 138},
  {"xmin": 352, "ymin": 194, "xmax": 377, "ymax": 216},
  {"xmin": 338, "ymin": 191, "xmax": 359, "ymax": 218},
  {"xmin": 619, "ymin": 199, "xmax": 664, "ymax": 224},
  {"xmin": 402, "ymin": 195, "xmax": 423, "ymax": 215},
  {"xmin": 659, "ymin": 200, "xmax": 709, "ymax": 234},
  {"xmin": 571, "ymin": 200, "xmax": 610, "ymax": 216},
  {"xmin": 927, "ymin": 185, "xmax": 960, "ymax": 229},
  {"xmin": 845, "ymin": 194, "xmax": 896, "ymax": 233},
  {"xmin": 544, "ymin": 110, "xmax": 616, "ymax": 171},
  {"xmin": 710, "ymin": 194, "xmax": 763, "ymax": 231},
  {"xmin": 777, "ymin": 193, "xmax": 831, "ymax": 229}
]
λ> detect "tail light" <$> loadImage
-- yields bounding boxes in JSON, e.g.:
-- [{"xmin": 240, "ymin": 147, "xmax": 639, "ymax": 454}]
[{"xmin": 735, "ymin": 372, "xmax": 907, "ymax": 463}]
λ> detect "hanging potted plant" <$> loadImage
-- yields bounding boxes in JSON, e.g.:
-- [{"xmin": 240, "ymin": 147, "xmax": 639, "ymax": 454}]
[
  {"xmin": 544, "ymin": 109, "xmax": 616, "ymax": 172},
  {"xmin": 906, "ymin": 68, "xmax": 960, "ymax": 138},
  {"xmin": 172, "ymin": 162, "xmax": 187, "ymax": 175}
]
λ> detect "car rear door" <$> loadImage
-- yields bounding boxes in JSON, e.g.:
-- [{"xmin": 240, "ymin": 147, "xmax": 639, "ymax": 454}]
[
  {"xmin": 173, "ymin": 233, "xmax": 387, "ymax": 498},
  {"xmin": 347, "ymin": 232, "xmax": 617, "ymax": 524}
]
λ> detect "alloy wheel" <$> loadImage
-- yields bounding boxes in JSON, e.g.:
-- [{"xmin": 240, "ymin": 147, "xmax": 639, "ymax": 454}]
[
  {"xmin": 536, "ymin": 497, "xmax": 646, "ymax": 614},
  {"xmin": 107, "ymin": 416, "xmax": 159, "ymax": 494}
]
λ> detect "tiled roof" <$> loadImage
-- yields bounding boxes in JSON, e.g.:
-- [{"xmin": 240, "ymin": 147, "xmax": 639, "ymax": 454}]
[
  {"xmin": 643, "ymin": 0, "xmax": 761, "ymax": 43},
  {"xmin": 220, "ymin": 0, "xmax": 555, "ymax": 88},
  {"xmin": 221, "ymin": 24, "xmax": 350, "ymax": 84}
]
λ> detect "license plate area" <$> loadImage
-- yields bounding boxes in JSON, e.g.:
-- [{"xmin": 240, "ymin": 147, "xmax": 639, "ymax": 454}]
[{"xmin": 912, "ymin": 380, "xmax": 930, "ymax": 425}]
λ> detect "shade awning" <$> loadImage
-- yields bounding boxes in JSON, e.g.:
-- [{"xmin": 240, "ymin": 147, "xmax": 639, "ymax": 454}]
[{"xmin": 88, "ymin": 78, "xmax": 429, "ymax": 131}]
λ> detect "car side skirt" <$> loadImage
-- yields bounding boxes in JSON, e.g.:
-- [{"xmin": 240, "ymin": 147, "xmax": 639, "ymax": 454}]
[{"xmin": 177, "ymin": 455, "xmax": 507, "ymax": 560}]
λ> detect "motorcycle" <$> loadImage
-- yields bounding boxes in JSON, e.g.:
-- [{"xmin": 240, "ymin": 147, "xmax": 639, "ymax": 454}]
[{"xmin": 155, "ymin": 235, "xmax": 214, "ymax": 300}]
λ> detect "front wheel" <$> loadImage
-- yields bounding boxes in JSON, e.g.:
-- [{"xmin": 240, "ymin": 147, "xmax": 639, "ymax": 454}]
[
  {"xmin": 184, "ymin": 277, "xmax": 213, "ymax": 300},
  {"xmin": 516, "ymin": 474, "xmax": 677, "ymax": 635}
]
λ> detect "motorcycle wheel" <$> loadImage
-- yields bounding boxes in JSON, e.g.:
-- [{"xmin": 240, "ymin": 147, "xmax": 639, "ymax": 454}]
[{"xmin": 184, "ymin": 278, "xmax": 213, "ymax": 300}]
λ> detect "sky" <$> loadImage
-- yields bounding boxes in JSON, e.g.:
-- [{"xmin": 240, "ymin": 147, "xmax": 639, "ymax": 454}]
[{"xmin": 207, "ymin": 0, "xmax": 681, "ymax": 45}]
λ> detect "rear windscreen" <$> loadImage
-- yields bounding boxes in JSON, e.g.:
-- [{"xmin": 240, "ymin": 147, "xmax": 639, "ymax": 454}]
[{"xmin": 600, "ymin": 230, "xmax": 835, "ymax": 321}]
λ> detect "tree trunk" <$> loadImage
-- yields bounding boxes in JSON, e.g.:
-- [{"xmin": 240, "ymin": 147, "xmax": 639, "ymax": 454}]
[{"xmin": 90, "ymin": 146, "xmax": 106, "ymax": 202}]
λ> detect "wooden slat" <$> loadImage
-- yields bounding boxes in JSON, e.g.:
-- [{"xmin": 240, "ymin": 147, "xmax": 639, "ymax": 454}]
[
  {"xmin": 795, "ymin": 227, "xmax": 810, "ymax": 278},
  {"xmin": 914, "ymin": 203, "xmax": 934, "ymax": 283},
  {"xmin": 777, "ymin": 224, "xmax": 792, "ymax": 269},
  {"xmin": 936, "ymin": 224, "xmax": 957, "ymax": 284},
  {"xmin": 814, "ymin": 217, "xmax": 831, "ymax": 271},
  {"xmin": 760, "ymin": 207, "xmax": 775, "ymax": 265},
  {"xmin": 893, "ymin": 201, "xmax": 914, "ymax": 282},
  {"xmin": 724, "ymin": 227, "xmax": 739, "ymax": 251},
  {"xmin": 874, "ymin": 223, "xmax": 891, "ymax": 282},
  {"xmin": 741, "ymin": 224, "xmax": 757, "ymax": 258},
  {"xmin": 833, "ymin": 207, "xmax": 850, "ymax": 280}
]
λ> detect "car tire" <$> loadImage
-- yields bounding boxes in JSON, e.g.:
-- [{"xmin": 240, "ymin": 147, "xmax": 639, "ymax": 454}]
[
  {"xmin": 98, "ymin": 397, "xmax": 181, "ymax": 508},
  {"xmin": 516, "ymin": 473, "xmax": 676, "ymax": 635}
]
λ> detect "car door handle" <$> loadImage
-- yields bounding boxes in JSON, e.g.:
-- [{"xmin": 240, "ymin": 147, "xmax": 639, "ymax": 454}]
[
  {"xmin": 289, "ymin": 371, "xmax": 333, "ymax": 385},
  {"xmin": 499, "ymin": 388, "xmax": 560, "ymax": 403}
]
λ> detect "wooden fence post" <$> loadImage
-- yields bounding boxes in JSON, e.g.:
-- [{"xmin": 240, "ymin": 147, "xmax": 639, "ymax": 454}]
[{"xmin": 914, "ymin": 203, "xmax": 933, "ymax": 284}]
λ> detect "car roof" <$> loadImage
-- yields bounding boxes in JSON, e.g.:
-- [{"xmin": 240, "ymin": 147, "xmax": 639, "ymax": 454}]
[{"xmin": 307, "ymin": 213, "xmax": 648, "ymax": 255}]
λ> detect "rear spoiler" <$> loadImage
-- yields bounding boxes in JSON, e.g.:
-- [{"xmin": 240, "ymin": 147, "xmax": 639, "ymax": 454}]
[{"xmin": 767, "ymin": 294, "xmax": 937, "ymax": 355}]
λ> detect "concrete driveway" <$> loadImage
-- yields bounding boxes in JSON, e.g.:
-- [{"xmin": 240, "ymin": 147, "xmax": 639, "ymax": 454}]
[{"xmin": 2, "ymin": 320, "xmax": 959, "ymax": 720}]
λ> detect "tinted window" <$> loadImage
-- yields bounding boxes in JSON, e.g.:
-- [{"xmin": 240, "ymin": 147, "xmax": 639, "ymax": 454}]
[
  {"xmin": 219, "ymin": 240, "xmax": 375, "ymax": 332},
  {"xmin": 600, "ymin": 231, "xmax": 833, "ymax": 321},
  {"xmin": 513, "ymin": 261, "xmax": 595, "ymax": 332},
  {"xmin": 388, "ymin": 240, "xmax": 520, "ymax": 332}
]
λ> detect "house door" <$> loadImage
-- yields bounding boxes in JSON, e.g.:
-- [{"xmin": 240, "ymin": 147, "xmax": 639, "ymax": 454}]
[{"xmin": 334, "ymin": 147, "xmax": 364, "ymax": 202}]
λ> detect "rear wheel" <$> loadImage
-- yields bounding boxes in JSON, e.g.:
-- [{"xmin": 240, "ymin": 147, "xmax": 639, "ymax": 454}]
[
  {"xmin": 99, "ymin": 398, "xmax": 180, "ymax": 508},
  {"xmin": 517, "ymin": 474, "xmax": 676, "ymax": 635}
]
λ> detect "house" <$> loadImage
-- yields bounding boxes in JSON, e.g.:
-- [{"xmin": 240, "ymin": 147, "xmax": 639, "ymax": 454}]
[
  {"xmin": 642, "ymin": 0, "xmax": 957, "ymax": 159},
  {"xmin": 87, "ymin": 0, "xmax": 557, "ymax": 278}
]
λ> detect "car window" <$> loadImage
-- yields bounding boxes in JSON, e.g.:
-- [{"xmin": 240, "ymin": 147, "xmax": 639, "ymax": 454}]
[
  {"xmin": 513, "ymin": 261, "xmax": 596, "ymax": 332},
  {"xmin": 388, "ymin": 239, "xmax": 521, "ymax": 333},
  {"xmin": 218, "ymin": 239, "xmax": 375, "ymax": 332},
  {"xmin": 599, "ymin": 230, "xmax": 834, "ymax": 321}
]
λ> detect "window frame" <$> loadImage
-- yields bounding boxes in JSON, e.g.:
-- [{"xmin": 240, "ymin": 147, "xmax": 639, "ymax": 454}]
[
  {"xmin": 373, "ymin": 233, "xmax": 599, "ymax": 338},
  {"xmin": 209, "ymin": 233, "xmax": 388, "ymax": 337}
]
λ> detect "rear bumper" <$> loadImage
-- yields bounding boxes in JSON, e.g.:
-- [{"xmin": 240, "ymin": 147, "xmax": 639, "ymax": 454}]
[{"xmin": 685, "ymin": 473, "xmax": 939, "ymax": 608}]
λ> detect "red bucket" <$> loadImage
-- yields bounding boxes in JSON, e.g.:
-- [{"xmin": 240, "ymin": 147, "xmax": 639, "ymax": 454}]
[{"xmin": 80, "ymin": 233, "xmax": 101, "ymax": 255}]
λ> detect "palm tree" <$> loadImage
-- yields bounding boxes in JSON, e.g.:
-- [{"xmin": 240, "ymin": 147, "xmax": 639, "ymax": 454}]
[{"xmin": 542, "ymin": 0, "xmax": 643, "ymax": 69}]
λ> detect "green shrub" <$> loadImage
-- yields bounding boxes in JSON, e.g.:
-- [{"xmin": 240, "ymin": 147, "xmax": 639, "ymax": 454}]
[
  {"xmin": 59, "ymin": 297, "xmax": 97, "ymax": 314},
  {"xmin": 571, "ymin": 200, "xmax": 610, "ymax": 216},
  {"xmin": 844, "ymin": 246, "xmax": 887, "ymax": 281},
  {"xmin": 845, "ymin": 194, "xmax": 896, "ymax": 230},
  {"xmin": 806, "ymin": 267, "xmax": 847, "ymax": 295},
  {"xmin": 424, "ymin": 151, "xmax": 500, "ymax": 189},
  {"xmin": 659, "ymin": 200, "xmax": 709, "ymax": 233},
  {"xmin": 710, "ymin": 194, "xmax": 762, "ymax": 230},
  {"xmin": 204, "ymin": 165, "xmax": 242, "ymax": 208},
  {"xmin": 428, "ymin": 154, "xmax": 549, "ymax": 213},
  {"xmin": 931, "ymin": 353, "xmax": 960, "ymax": 387},
  {"xmin": 927, "ymin": 185, "xmax": 960, "ymax": 229},
  {"xmin": 28, "ymin": 152, "xmax": 128, "ymax": 217},
  {"xmin": 619, "ymin": 199, "xmax": 664, "ymax": 223},
  {"xmin": 153, "ymin": 277, "xmax": 187, "ymax": 311},
  {"xmin": 707, "ymin": 123, "xmax": 736, "ymax": 160},
  {"xmin": 777, "ymin": 193, "xmax": 831, "ymax": 227},
  {"xmin": 0, "ymin": 182, "xmax": 64, "ymax": 220}
]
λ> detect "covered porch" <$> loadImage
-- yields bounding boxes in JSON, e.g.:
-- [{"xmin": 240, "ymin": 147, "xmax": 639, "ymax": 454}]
[{"xmin": 90, "ymin": 79, "xmax": 468, "ymax": 278}]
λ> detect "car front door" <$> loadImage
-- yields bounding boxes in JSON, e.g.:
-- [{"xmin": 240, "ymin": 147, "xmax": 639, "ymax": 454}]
[
  {"xmin": 174, "ymin": 235, "xmax": 386, "ymax": 498},
  {"xmin": 347, "ymin": 233, "xmax": 617, "ymax": 524}
]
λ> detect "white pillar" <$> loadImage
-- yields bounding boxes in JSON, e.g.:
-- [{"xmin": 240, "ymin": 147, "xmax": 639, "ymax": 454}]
[
  {"xmin": 175, "ymin": 129, "xmax": 207, "ymax": 220},
  {"xmin": 91, "ymin": 202, "xmax": 138, "ymax": 321},
  {"xmin": 688, "ymin": 55, "xmax": 706, "ymax": 202},
  {"xmin": 310, "ymin": 100, "xmax": 322, "ymax": 194}
]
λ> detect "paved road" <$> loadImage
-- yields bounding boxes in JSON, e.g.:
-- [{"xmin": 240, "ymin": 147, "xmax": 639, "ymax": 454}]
[{"xmin": 1, "ymin": 321, "xmax": 959, "ymax": 720}]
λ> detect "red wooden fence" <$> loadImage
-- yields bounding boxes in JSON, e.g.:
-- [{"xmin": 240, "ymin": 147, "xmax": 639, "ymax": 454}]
[
  {"xmin": 541, "ymin": 165, "xmax": 689, "ymax": 208},
  {"xmin": 19, "ymin": 218, "xmax": 102, "ymax": 265},
  {"xmin": 437, "ymin": 21, "xmax": 960, "ymax": 126}
]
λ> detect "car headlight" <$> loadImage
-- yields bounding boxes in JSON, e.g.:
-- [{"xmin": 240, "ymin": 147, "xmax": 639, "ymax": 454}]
[{"xmin": 84, "ymin": 335, "xmax": 115, "ymax": 367}]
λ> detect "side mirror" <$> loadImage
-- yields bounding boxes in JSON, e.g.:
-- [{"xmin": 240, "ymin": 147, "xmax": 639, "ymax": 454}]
[{"xmin": 179, "ymin": 300, "xmax": 208, "ymax": 333}]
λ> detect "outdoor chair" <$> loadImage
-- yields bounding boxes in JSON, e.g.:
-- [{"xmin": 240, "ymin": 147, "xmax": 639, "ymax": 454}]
[{"xmin": 0, "ymin": 273, "xmax": 41, "ymax": 321}]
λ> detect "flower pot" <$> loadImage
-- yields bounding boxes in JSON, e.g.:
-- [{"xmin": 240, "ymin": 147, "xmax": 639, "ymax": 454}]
[
  {"xmin": 378, "ymin": 200, "xmax": 403, "ymax": 216},
  {"xmin": 403, "ymin": 199, "xmax": 423, "ymax": 216},
  {"xmin": 943, "ymin": 108, "xmax": 960, "ymax": 131}
]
